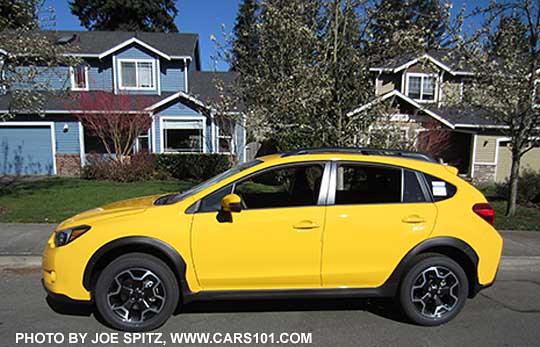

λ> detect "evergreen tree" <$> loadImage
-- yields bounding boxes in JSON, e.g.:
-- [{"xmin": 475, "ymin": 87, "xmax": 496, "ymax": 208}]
[
  {"xmin": 232, "ymin": 0, "xmax": 259, "ymax": 71},
  {"xmin": 69, "ymin": 0, "xmax": 179, "ymax": 32},
  {"xmin": 368, "ymin": 0, "xmax": 450, "ymax": 59},
  {"xmin": 0, "ymin": 0, "xmax": 38, "ymax": 30}
]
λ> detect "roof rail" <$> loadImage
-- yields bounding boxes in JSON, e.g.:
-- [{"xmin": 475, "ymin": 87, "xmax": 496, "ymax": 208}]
[{"xmin": 280, "ymin": 147, "xmax": 438, "ymax": 163}]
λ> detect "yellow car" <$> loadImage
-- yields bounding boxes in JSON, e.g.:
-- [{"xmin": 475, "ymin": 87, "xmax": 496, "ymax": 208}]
[{"xmin": 42, "ymin": 148, "xmax": 503, "ymax": 331}]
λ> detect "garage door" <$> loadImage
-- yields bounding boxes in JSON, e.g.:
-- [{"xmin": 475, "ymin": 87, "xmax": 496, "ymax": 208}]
[{"xmin": 0, "ymin": 125, "xmax": 55, "ymax": 175}]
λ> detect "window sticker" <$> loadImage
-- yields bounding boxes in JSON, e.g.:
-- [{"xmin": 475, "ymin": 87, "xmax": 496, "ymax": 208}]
[{"xmin": 432, "ymin": 181, "xmax": 447, "ymax": 196}]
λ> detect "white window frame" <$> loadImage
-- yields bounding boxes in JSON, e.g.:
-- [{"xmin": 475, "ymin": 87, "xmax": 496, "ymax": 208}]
[
  {"xmin": 405, "ymin": 72, "xmax": 438, "ymax": 103},
  {"xmin": 70, "ymin": 65, "xmax": 89, "ymax": 91},
  {"xmin": 159, "ymin": 116, "xmax": 207, "ymax": 154},
  {"xmin": 134, "ymin": 131, "xmax": 150, "ymax": 153},
  {"xmin": 216, "ymin": 118, "xmax": 235, "ymax": 154},
  {"xmin": 117, "ymin": 58, "xmax": 157, "ymax": 91}
]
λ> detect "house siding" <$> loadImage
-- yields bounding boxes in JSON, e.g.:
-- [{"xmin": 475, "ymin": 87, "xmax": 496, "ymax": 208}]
[
  {"xmin": 10, "ymin": 66, "xmax": 70, "ymax": 90},
  {"xmin": 161, "ymin": 60, "xmax": 186, "ymax": 92},
  {"xmin": 496, "ymin": 144, "xmax": 540, "ymax": 182},
  {"xmin": 475, "ymin": 135, "xmax": 498, "ymax": 164},
  {"xmin": 87, "ymin": 59, "xmax": 113, "ymax": 91},
  {"xmin": 54, "ymin": 121, "xmax": 81, "ymax": 154}
]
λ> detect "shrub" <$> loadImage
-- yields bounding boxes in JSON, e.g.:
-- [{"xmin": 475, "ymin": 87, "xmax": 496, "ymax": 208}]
[
  {"xmin": 156, "ymin": 154, "xmax": 232, "ymax": 181},
  {"xmin": 82, "ymin": 152, "xmax": 158, "ymax": 182},
  {"xmin": 494, "ymin": 169, "xmax": 540, "ymax": 204}
]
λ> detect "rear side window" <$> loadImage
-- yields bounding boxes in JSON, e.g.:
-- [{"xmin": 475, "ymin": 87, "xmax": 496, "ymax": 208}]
[
  {"xmin": 335, "ymin": 165, "xmax": 401, "ymax": 204},
  {"xmin": 423, "ymin": 174, "xmax": 457, "ymax": 202}
]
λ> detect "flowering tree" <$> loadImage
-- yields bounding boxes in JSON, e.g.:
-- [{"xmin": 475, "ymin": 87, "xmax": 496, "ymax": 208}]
[
  {"xmin": 68, "ymin": 91, "xmax": 153, "ymax": 161},
  {"xmin": 458, "ymin": 0, "xmax": 540, "ymax": 216}
]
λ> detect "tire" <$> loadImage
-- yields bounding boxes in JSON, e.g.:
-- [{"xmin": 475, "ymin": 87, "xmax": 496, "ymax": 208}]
[
  {"xmin": 94, "ymin": 253, "xmax": 179, "ymax": 331},
  {"xmin": 398, "ymin": 253, "xmax": 469, "ymax": 326}
]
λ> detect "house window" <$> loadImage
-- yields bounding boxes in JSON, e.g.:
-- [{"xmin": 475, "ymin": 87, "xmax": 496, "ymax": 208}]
[
  {"xmin": 135, "ymin": 133, "xmax": 150, "ymax": 152},
  {"xmin": 406, "ymin": 73, "xmax": 436, "ymax": 101},
  {"xmin": 119, "ymin": 60, "xmax": 155, "ymax": 90},
  {"xmin": 162, "ymin": 119, "xmax": 204, "ymax": 153},
  {"xmin": 217, "ymin": 117, "xmax": 234, "ymax": 153},
  {"xmin": 70, "ymin": 65, "xmax": 88, "ymax": 90}
]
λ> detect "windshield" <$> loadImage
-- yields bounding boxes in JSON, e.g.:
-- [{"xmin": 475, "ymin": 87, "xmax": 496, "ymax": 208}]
[{"xmin": 157, "ymin": 159, "xmax": 263, "ymax": 205}]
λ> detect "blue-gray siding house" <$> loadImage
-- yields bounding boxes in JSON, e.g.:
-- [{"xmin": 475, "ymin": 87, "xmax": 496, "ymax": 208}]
[{"xmin": 0, "ymin": 31, "xmax": 245, "ymax": 176}]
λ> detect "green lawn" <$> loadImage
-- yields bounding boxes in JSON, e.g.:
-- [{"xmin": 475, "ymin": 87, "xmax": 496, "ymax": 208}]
[
  {"xmin": 0, "ymin": 177, "xmax": 538, "ymax": 230},
  {"xmin": 0, "ymin": 178, "xmax": 194, "ymax": 223},
  {"xmin": 491, "ymin": 200, "xmax": 540, "ymax": 231}
]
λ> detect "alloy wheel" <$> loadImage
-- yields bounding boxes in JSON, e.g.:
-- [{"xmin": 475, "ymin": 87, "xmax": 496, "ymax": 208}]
[
  {"xmin": 106, "ymin": 268, "xmax": 167, "ymax": 323},
  {"xmin": 410, "ymin": 265, "xmax": 460, "ymax": 319}
]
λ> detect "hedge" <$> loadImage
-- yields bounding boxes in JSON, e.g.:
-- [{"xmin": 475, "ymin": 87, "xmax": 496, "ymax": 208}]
[{"xmin": 155, "ymin": 154, "xmax": 232, "ymax": 181}]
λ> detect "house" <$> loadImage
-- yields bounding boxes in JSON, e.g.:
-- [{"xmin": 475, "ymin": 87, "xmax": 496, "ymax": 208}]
[
  {"xmin": 0, "ymin": 30, "xmax": 245, "ymax": 176},
  {"xmin": 350, "ymin": 49, "xmax": 540, "ymax": 182}
]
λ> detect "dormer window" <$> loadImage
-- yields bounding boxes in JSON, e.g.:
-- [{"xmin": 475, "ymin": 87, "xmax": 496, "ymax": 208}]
[
  {"xmin": 70, "ymin": 64, "xmax": 89, "ymax": 91},
  {"xmin": 118, "ymin": 59, "xmax": 156, "ymax": 90},
  {"xmin": 406, "ymin": 73, "xmax": 437, "ymax": 102}
]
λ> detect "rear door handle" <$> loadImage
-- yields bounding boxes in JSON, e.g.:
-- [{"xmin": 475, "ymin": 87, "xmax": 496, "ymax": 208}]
[
  {"xmin": 293, "ymin": 221, "xmax": 320, "ymax": 230},
  {"xmin": 401, "ymin": 215, "xmax": 426, "ymax": 224}
]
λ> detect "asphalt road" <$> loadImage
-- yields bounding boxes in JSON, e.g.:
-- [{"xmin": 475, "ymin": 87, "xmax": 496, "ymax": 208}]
[{"xmin": 1, "ymin": 268, "xmax": 539, "ymax": 347}]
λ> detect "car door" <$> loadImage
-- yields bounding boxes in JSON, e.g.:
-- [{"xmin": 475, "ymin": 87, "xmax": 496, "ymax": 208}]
[
  {"xmin": 322, "ymin": 162, "xmax": 437, "ymax": 288},
  {"xmin": 191, "ymin": 161, "xmax": 330, "ymax": 291}
]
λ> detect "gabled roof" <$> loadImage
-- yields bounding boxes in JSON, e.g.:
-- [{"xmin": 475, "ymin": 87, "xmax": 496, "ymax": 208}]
[
  {"xmin": 370, "ymin": 49, "xmax": 474, "ymax": 76},
  {"xmin": 347, "ymin": 90, "xmax": 455, "ymax": 128},
  {"xmin": 0, "ymin": 30, "xmax": 198, "ymax": 61},
  {"xmin": 146, "ymin": 71, "xmax": 243, "ymax": 114},
  {"xmin": 348, "ymin": 90, "xmax": 507, "ymax": 129}
]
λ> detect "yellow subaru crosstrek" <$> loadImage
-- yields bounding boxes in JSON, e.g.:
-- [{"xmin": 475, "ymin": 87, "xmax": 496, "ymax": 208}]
[{"xmin": 42, "ymin": 148, "xmax": 503, "ymax": 331}]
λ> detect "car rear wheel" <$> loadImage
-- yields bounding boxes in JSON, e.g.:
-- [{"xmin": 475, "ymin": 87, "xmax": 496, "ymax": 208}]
[
  {"xmin": 94, "ymin": 253, "xmax": 179, "ymax": 331},
  {"xmin": 398, "ymin": 254, "xmax": 468, "ymax": 326}
]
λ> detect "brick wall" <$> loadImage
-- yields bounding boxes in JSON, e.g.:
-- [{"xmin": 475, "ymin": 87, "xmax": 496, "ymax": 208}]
[{"xmin": 55, "ymin": 154, "xmax": 81, "ymax": 176}]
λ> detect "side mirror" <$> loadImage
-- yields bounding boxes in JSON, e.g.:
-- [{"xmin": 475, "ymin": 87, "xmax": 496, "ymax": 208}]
[{"xmin": 221, "ymin": 194, "xmax": 242, "ymax": 213}]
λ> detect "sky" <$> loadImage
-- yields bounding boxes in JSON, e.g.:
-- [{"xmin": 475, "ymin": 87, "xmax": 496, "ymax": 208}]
[
  {"xmin": 42, "ymin": 0, "xmax": 241, "ymax": 71},
  {"xmin": 42, "ymin": 0, "xmax": 492, "ymax": 72}
]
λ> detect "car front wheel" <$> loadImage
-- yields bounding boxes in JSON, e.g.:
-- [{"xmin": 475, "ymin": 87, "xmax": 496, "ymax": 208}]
[
  {"xmin": 398, "ymin": 254, "xmax": 469, "ymax": 326},
  {"xmin": 94, "ymin": 253, "xmax": 179, "ymax": 331}
]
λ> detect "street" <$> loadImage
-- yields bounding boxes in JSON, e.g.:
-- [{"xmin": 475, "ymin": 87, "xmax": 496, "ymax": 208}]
[{"xmin": 1, "ymin": 267, "xmax": 539, "ymax": 347}]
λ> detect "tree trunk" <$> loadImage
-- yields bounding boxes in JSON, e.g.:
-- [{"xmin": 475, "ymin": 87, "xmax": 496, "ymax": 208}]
[{"xmin": 505, "ymin": 152, "xmax": 521, "ymax": 217}]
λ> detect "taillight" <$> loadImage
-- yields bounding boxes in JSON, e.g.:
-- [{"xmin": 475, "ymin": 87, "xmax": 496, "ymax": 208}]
[{"xmin": 473, "ymin": 203, "xmax": 495, "ymax": 225}]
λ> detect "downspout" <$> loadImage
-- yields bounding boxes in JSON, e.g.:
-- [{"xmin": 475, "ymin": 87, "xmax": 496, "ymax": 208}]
[{"xmin": 184, "ymin": 58, "xmax": 189, "ymax": 93}]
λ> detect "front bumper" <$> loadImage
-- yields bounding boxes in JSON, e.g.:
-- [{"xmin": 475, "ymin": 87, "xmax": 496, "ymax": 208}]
[{"xmin": 42, "ymin": 233, "xmax": 92, "ymax": 302}]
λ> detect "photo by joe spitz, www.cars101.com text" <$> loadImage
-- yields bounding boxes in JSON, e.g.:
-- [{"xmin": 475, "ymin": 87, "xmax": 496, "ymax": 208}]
[{"xmin": 42, "ymin": 148, "xmax": 503, "ymax": 331}]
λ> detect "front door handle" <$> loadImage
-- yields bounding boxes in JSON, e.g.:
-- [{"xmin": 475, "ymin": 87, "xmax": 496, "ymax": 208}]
[
  {"xmin": 293, "ymin": 220, "xmax": 320, "ymax": 230},
  {"xmin": 401, "ymin": 215, "xmax": 426, "ymax": 224}
]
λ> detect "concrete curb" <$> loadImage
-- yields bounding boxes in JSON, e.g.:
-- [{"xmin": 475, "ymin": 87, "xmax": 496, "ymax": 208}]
[{"xmin": 2, "ymin": 255, "xmax": 540, "ymax": 271}]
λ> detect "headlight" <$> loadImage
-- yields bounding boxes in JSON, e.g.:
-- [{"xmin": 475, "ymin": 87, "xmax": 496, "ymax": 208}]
[{"xmin": 54, "ymin": 225, "xmax": 91, "ymax": 247}]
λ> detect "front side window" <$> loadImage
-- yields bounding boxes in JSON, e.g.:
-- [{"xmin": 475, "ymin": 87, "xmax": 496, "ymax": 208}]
[
  {"xmin": 407, "ymin": 74, "xmax": 436, "ymax": 101},
  {"xmin": 119, "ymin": 60, "xmax": 155, "ymax": 89},
  {"xmin": 335, "ymin": 164, "xmax": 402, "ymax": 205},
  {"xmin": 234, "ymin": 164, "xmax": 325, "ymax": 210},
  {"xmin": 71, "ymin": 64, "xmax": 88, "ymax": 90}
]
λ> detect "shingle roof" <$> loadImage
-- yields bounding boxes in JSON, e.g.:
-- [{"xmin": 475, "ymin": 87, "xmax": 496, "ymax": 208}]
[
  {"xmin": 0, "ymin": 30, "xmax": 199, "ymax": 59},
  {"xmin": 431, "ymin": 105, "xmax": 505, "ymax": 127},
  {"xmin": 190, "ymin": 71, "xmax": 243, "ymax": 111},
  {"xmin": 370, "ymin": 49, "xmax": 474, "ymax": 74},
  {"xmin": 0, "ymin": 91, "xmax": 172, "ymax": 112}
]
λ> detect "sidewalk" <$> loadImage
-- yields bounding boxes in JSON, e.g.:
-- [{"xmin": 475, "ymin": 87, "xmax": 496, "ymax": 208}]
[{"xmin": 1, "ymin": 223, "xmax": 539, "ymax": 266}]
